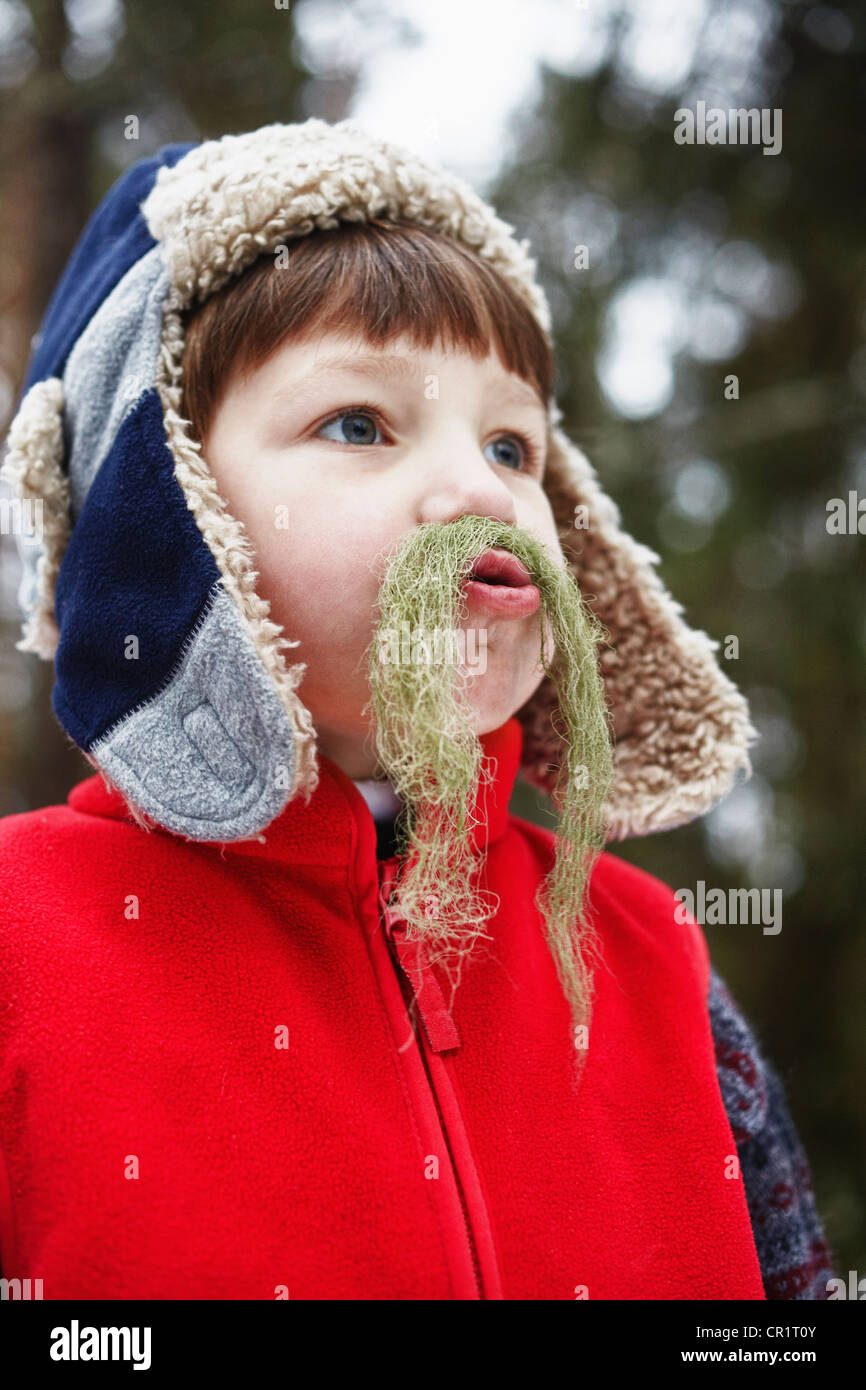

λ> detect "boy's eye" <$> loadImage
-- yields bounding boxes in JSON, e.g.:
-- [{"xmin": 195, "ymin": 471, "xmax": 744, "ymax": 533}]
[
  {"xmin": 317, "ymin": 409, "xmax": 385, "ymax": 446},
  {"xmin": 484, "ymin": 434, "xmax": 538, "ymax": 473}
]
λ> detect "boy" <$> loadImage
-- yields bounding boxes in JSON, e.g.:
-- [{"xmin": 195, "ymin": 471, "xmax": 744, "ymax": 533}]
[{"xmin": 0, "ymin": 118, "xmax": 834, "ymax": 1299}]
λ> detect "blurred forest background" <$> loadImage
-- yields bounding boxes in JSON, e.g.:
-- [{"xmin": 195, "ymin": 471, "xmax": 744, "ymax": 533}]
[{"xmin": 0, "ymin": 0, "xmax": 863, "ymax": 1278}]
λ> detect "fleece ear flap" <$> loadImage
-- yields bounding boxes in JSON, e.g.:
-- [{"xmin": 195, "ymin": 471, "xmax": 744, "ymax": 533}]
[
  {"xmin": 0, "ymin": 377, "xmax": 70, "ymax": 662},
  {"xmin": 519, "ymin": 421, "xmax": 757, "ymax": 840}
]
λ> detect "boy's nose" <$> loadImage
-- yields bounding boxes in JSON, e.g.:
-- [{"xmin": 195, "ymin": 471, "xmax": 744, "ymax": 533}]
[{"xmin": 417, "ymin": 451, "xmax": 520, "ymax": 530}]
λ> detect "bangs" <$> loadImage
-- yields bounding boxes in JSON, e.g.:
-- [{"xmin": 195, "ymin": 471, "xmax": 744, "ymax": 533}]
[{"xmin": 180, "ymin": 217, "xmax": 554, "ymax": 446}]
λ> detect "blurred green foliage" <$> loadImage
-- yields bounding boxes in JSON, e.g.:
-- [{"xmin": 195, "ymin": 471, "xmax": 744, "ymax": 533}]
[{"xmin": 497, "ymin": 1, "xmax": 866, "ymax": 1275}]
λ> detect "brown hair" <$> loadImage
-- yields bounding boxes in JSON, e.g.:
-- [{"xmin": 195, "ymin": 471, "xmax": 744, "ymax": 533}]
[{"xmin": 179, "ymin": 217, "xmax": 555, "ymax": 447}]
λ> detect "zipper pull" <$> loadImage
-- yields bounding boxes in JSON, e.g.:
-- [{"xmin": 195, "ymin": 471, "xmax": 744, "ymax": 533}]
[{"xmin": 377, "ymin": 862, "xmax": 461, "ymax": 1054}]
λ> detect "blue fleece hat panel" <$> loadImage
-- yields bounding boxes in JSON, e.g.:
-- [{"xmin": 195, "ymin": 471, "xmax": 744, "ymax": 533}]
[{"xmin": 19, "ymin": 145, "xmax": 196, "ymax": 399}]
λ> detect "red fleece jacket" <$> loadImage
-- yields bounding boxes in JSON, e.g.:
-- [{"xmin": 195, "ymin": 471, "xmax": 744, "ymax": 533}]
[{"xmin": 0, "ymin": 717, "xmax": 765, "ymax": 1300}]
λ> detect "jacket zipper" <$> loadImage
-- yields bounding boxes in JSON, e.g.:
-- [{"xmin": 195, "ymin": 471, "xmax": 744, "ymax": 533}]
[{"xmin": 376, "ymin": 856, "xmax": 502, "ymax": 1300}]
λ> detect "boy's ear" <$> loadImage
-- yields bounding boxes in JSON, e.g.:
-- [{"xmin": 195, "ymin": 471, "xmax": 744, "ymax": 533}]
[{"xmin": 521, "ymin": 419, "xmax": 756, "ymax": 840}]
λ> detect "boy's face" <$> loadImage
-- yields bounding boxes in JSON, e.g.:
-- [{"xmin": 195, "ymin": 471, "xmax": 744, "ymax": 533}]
[{"xmin": 201, "ymin": 328, "xmax": 566, "ymax": 778}]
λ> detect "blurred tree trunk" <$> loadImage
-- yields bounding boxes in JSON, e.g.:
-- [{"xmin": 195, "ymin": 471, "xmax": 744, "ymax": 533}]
[{"xmin": 0, "ymin": 1, "xmax": 95, "ymax": 810}]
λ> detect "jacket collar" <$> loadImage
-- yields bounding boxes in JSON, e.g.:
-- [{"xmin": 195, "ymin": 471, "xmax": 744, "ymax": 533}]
[{"xmin": 67, "ymin": 716, "xmax": 525, "ymax": 866}]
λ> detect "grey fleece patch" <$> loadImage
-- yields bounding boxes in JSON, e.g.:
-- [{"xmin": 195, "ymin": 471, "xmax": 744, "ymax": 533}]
[
  {"xmin": 91, "ymin": 583, "xmax": 295, "ymax": 840},
  {"xmin": 62, "ymin": 246, "xmax": 170, "ymax": 524}
]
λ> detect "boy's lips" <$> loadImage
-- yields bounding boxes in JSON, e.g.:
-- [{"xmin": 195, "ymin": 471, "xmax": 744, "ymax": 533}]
[{"xmin": 460, "ymin": 548, "xmax": 540, "ymax": 618}]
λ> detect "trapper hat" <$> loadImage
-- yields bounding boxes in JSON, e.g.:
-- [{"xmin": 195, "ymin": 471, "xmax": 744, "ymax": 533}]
[{"xmin": 1, "ymin": 117, "xmax": 755, "ymax": 842}]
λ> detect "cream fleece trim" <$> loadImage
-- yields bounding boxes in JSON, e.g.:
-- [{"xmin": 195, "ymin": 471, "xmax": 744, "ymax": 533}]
[
  {"xmin": 0, "ymin": 377, "xmax": 69, "ymax": 661},
  {"xmin": 156, "ymin": 285, "xmax": 320, "ymax": 803},
  {"xmin": 516, "ymin": 418, "xmax": 757, "ymax": 839},
  {"xmin": 141, "ymin": 118, "xmax": 553, "ymax": 330}
]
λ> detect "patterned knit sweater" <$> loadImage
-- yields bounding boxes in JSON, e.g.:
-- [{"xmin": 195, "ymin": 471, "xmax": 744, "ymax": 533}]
[{"xmin": 708, "ymin": 967, "xmax": 835, "ymax": 1298}]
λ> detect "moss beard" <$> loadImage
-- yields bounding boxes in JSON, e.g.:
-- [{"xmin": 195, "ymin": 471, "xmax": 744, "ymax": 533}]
[{"xmin": 363, "ymin": 514, "xmax": 614, "ymax": 1068}]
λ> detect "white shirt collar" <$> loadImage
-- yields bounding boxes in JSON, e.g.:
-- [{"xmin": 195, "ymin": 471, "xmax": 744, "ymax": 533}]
[{"xmin": 352, "ymin": 777, "xmax": 403, "ymax": 822}]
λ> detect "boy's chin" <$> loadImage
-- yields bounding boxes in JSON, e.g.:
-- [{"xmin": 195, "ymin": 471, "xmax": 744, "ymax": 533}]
[{"xmin": 453, "ymin": 675, "xmax": 531, "ymax": 739}]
